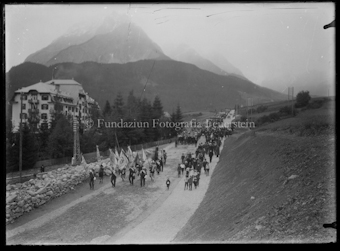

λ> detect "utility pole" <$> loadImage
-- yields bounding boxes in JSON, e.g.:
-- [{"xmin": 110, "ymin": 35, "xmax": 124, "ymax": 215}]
[
  {"xmin": 19, "ymin": 93, "xmax": 23, "ymax": 183},
  {"xmin": 52, "ymin": 67, "xmax": 57, "ymax": 80},
  {"xmin": 291, "ymin": 87, "xmax": 294, "ymax": 116},
  {"xmin": 72, "ymin": 115, "xmax": 81, "ymax": 166},
  {"xmin": 247, "ymin": 97, "xmax": 249, "ymax": 122},
  {"xmin": 250, "ymin": 98, "xmax": 253, "ymax": 122}
]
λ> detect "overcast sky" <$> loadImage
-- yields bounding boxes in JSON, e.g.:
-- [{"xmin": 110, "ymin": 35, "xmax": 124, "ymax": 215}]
[{"xmin": 5, "ymin": 3, "xmax": 335, "ymax": 91}]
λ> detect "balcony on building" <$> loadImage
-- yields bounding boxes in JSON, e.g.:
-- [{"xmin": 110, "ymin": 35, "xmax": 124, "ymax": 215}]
[{"xmin": 28, "ymin": 98, "xmax": 39, "ymax": 104}]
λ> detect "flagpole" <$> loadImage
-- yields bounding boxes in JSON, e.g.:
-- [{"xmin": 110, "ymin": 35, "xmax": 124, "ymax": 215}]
[{"xmin": 115, "ymin": 131, "xmax": 120, "ymax": 153}]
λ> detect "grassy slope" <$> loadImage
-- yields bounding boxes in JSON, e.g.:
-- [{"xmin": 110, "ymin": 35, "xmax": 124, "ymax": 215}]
[{"xmin": 173, "ymin": 100, "xmax": 335, "ymax": 243}]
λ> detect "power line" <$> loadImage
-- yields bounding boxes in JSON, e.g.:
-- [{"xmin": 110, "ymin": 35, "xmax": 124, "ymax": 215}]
[{"xmin": 140, "ymin": 60, "xmax": 156, "ymax": 100}]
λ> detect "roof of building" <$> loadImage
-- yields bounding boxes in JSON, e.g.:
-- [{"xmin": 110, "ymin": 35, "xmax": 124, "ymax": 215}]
[
  {"xmin": 14, "ymin": 79, "xmax": 98, "ymax": 105},
  {"xmin": 15, "ymin": 81, "xmax": 71, "ymax": 97},
  {"xmin": 44, "ymin": 79, "xmax": 81, "ymax": 86}
]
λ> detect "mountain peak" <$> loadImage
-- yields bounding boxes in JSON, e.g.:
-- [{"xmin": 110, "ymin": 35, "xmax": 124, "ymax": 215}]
[{"xmin": 25, "ymin": 12, "xmax": 169, "ymax": 66}]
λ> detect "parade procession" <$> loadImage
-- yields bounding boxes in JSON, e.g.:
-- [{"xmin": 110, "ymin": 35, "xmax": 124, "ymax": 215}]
[{"xmin": 86, "ymin": 113, "xmax": 231, "ymax": 193}]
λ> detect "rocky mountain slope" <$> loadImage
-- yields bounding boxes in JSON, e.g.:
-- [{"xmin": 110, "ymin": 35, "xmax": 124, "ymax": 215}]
[{"xmin": 24, "ymin": 13, "xmax": 170, "ymax": 66}]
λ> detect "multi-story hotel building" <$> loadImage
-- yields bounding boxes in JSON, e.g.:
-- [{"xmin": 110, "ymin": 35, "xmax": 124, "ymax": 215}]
[{"xmin": 11, "ymin": 79, "xmax": 98, "ymax": 132}]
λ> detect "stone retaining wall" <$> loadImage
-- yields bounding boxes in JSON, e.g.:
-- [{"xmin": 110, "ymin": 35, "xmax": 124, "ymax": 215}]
[{"xmin": 6, "ymin": 158, "xmax": 113, "ymax": 225}]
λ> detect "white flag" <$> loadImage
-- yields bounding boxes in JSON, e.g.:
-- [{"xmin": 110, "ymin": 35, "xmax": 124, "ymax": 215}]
[
  {"xmin": 109, "ymin": 149, "xmax": 117, "ymax": 167},
  {"xmin": 117, "ymin": 151, "xmax": 128, "ymax": 170},
  {"xmin": 115, "ymin": 148, "xmax": 120, "ymax": 161},
  {"xmin": 127, "ymin": 146, "xmax": 134, "ymax": 162},
  {"xmin": 142, "ymin": 148, "xmax": 147, "ymax": 162}
]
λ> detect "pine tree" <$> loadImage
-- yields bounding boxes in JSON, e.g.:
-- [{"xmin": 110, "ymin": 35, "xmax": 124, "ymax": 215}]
[
  {"xmin": 113, "ymin": 92, "xmax": 125, "ymax": 119},
  {"xmin": 175, "ymin": 104, "xmax": 183, "ymax": 122},
  {"xmin": 37, "ymin": 118, "xmax": 51, "ymax": 160},
  {"xmin": 47, "ymin": 115, "xmax": 73, "ymax": 158},
  {"xmin": 102, "ymin": 100, "xmax": 112, "ymax": 118},
  {"xmin": 126, "ymin": 90, "xmax": 140, "ymax": 119},
  {"xmin": 7, "ymin": 123, "xmax": 39, "ymax": 171},
  {"xmin": 152, "ymin": 95, "xmax": 164, "ymax": 119}
]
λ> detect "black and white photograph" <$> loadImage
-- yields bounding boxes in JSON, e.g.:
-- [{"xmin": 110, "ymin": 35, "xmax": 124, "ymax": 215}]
[{"xmin": 5, "ymin": 2, "xmax": 336, "ymax": 244}]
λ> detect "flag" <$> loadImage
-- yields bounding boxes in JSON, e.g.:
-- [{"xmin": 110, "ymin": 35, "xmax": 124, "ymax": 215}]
[
  {"xmin": 96, "ymin": 145, "xmax": 101, "ymax": 161},
  {"xmin": 115, "ymin": 148, "xmax": 120, "ymax": 160},
  {"xmin": 81, "ymin": 155, "xmax": 87, "ymax": 165},
  {"xmin": 109, "ymin": 148, "xmax": 117, "ymax": 168},
  {"xmin": 127, "ymin": 146, "xmax": 134, "ymax": 162},
  {"xmin": 134, "ymin": 152, "xmax": 141, "ymax": 165},
  {"xmin": 142, "ymin": 148, "xmax": 147, "ymax": 162},
  {"xmin": 117, "ymin": 150, "xmax": 129, "ymax": 170}
]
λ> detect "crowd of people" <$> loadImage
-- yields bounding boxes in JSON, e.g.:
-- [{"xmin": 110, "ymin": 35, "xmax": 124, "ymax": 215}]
[
  {"xmin": 88, "ymin": 121, "xmax": 231, "ymax": 191},
  {"xmin": 178, "ymin": 125, "xmax": 227, "ymax": 191},
  {"xmin": 88, "ymin": 147, "xmax": 168, "ymax": 190}
]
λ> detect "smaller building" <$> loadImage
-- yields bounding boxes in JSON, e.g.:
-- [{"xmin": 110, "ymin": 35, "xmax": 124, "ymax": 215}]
[{"xmin": 11, "ymin": 79, "xmax": 98, "ymax": 132}]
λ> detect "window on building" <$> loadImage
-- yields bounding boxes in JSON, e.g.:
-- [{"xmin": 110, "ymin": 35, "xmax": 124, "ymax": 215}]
[
  {"xmin": 41, "ymin": 94, "xmax": 49, "ymax": 100},
  {"xmin": 22, "ymin": 95, "xmax": 27, "ymax": 100},
  {"xmin": 41, "ymin": 113, "xmax": 47, "ymax": 120},
  {"xmin": 72, "ymin": 107, "xmax": 74, "ymax": 112},
  {"xmin": 65, "ymin": 111, "xmax": 68, "ymax": 116},
  {"xmin": 22, "ymin": 104, "xmax": 26, "ymax": 110},
  {"xmin": 41, "ymin": 104, "xmax": 49, "ymax": 110},
  {"xmin": 20, "ymin": 113, "xmax": 27, "ymax": 119}
]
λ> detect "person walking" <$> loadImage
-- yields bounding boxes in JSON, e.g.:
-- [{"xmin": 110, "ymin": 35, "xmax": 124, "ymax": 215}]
[
  {"xmin": 40, "ymin": 164, "xmax": 45, "ymax": 173},
  {"xmin": 111, "ymin": 169, "xmax": 117, "ymax": 187},
  {"xmin": 184, "ymin": 177, "xmax": 189, "ymax": 190},
  {"xmin": 160, "ymin": 158, "xmax": 164, "ymax": 172},
  {"xmin": 209, "ymin": 148, "xmax": 214, "ymax": 163},
  {"xmin": 193, "ymin": 175, "xmax": 198, "ymax": 189},
  {"xmin": 178, "ymin": 163, "xmax": 181, "ymax": 178},
  {"xmin": 215, "ymin": 144, "xmax": 220, "ymax": 158},
  {"xmin": 206, "ymin": 162, "xmax": 210, "ymax": 176},
  {"xmin": 89, "ymin": 169, "xmax": 95, "ymax": 190},
  {"xmin": 163, "ymin": 150, "xmax": 167, "ymax": 165},
  {"xmin": 156, "ymin": 160, "xmax": 161, "ymax": 175},
  {"xmin": 140, "ymin": 169, "xmax": 146, "ymax": 187},
  {"xmin": 99, "ymin": 165, "xmax": 104, "ymax": 184},
  {"xmin": 180, "ymin": 163, "xmax": 185, "ymax": 175},
  {"xmin": 150, "ymin": 162, "xmax": 155, "ymax": 181},
  {"xmin": 129, "ymin": 166, "xmax": 135, "ymax": 185},
  {"xmin": 120, "ymin": 167, "xmax": 126, "ymax": 181},
  {"xmin": 166, "ymin": 178, "xmax": 171, "ymax": 190}
]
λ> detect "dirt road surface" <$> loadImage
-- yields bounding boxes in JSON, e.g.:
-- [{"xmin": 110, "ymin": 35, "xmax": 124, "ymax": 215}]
[{"xmin": 6, "ymin": 136, "xmax": 224, "ymax": 245}]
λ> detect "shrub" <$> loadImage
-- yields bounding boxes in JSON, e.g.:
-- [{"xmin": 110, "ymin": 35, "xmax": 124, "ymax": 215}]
[
  {"xmin": 256, "ymin": 115, "xmax": 270, "ymax": 125},
  {"xmin": 268, "ymin": 112, "xmax": 280, "ymax": 122},
  {"xmin": 256, "ymin": 105, "xmax": 268, "ymax": 113},
  {"xmin": 279, "ymin": 106, "xmax": 292, "ymax": 115},
  {"xmin": 247, "ymin": 108, "xmax": 257, "ymax": 114},
  {"xmin": 240, "ymin": 116, "xmax": 247, "ymax": 122},
  {"xmin": 299, "ymin": 120, "xmax": 330, "ymax": 136},
  {"xmin": 307, "ymin": 99, "xmax": 324, "ymax": 109},
  {"xmin": 295, "ymin": 91, "xmax": 311, "ymax": 108}
]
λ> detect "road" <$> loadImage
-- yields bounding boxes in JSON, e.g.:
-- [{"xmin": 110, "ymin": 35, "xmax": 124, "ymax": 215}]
[{"xmin": 6, "ymin": 135, "xmax": 224, "ymax": 245}]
